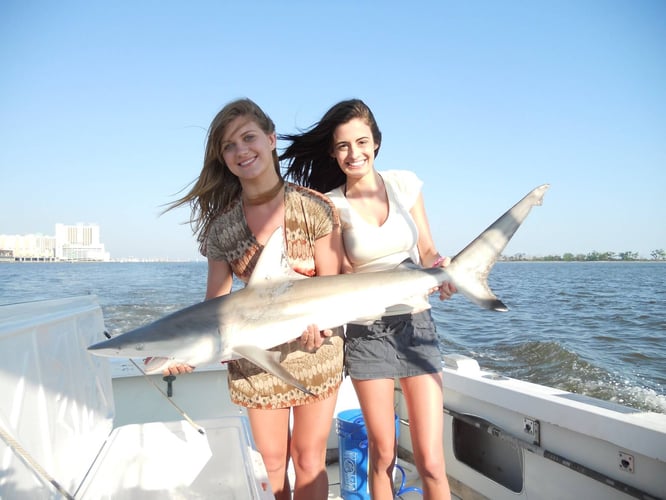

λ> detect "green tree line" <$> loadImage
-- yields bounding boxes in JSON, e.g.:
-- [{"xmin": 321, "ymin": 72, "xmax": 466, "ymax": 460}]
[{"xmin": 502, "ymin": 249, "xmax": 666, "ymax": 262}]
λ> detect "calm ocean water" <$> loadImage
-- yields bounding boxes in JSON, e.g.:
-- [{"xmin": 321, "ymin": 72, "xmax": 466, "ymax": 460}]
[{"xmin": 1, "ymin": 261, "xmax": 664, "ymax": 413}]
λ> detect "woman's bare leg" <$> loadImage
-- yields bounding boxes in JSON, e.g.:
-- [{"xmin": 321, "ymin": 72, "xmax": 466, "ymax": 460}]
[
  {"xmin": 290, "ymin": 392, "xmax": 338, "ymax": 499},
  {"xmin": 248, "ymin": 407, "xmax": 291, "ymax": 500},
  {"xmin": 352, "ymin": 378, "xmax": 397, "ymax": 500},
  {"xmin": 400, "ymin": 372, "xmax": 450, "ymax": 500}
]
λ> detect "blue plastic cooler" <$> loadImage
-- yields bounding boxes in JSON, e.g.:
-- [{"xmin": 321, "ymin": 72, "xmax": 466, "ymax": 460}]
[{"xmin": 336, "ymin": 409, "xmax": 400, "ymax": 500}]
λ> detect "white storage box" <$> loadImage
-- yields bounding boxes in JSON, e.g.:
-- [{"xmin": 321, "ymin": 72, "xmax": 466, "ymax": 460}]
[
  {"xmin": 77, "ymin": 417, "xmax": 270, "ymax": 499},
  {"xmin": 0, "ymin": 296, "xmax": 271, "ymax": 499}
]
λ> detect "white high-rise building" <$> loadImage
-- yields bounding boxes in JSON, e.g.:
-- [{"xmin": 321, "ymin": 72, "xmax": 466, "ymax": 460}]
[
  {"xmin": 0, "ymin": 224, "xmax": 110, "ymax": 262},
  {"xmin": 55, "ymin": 223, "xmax": 110, "ymax": 261}
]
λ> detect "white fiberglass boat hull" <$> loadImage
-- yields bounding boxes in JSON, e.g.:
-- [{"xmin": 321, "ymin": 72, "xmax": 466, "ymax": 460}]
[{"xmin": 1, "ymin": 296, "xmax": 665, "ymax": 499}]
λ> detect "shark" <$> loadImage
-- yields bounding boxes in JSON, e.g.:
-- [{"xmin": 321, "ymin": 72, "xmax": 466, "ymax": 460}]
[{"xmin": 88, "ymin": 184, "xmax": 550, "ymax": 394}]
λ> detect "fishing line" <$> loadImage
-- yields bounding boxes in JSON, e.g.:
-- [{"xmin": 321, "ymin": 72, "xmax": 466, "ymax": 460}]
[{"xmin": 103, "ymin": 331, "xmax": 205, "ymax": 435}]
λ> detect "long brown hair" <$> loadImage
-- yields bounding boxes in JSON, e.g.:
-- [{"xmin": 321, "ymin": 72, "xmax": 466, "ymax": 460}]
[
  {"xmin": 280, "ymin": 99, "xmax": 382, "ymax": 193},
  {"xmin": 163, "ymin": 98, "xmax": 280, "ymax": 247}
]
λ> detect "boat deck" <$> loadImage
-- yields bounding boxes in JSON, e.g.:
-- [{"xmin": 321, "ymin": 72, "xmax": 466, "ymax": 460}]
[
  {"xmin": 294, "ymin": 457, "xmax": 432, "ymax": 499},
  {"xmin": 3, "ymin": 296, "xmax": 664, "ymax": 500}
]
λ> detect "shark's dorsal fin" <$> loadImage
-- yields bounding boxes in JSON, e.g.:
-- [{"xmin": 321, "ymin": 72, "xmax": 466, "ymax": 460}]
[
  {"xmin": 351, "ymin": 299, "xmax": 432, "ymax": 324},
  {"xmin": 248, "ymin": 227, "xmax": 306, "ymax": 288}
]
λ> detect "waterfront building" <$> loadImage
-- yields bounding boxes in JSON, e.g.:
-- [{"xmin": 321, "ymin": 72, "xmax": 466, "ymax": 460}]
[{"xmin": 0, "ymin": 223, "xmax": 110, "ymax": 262}]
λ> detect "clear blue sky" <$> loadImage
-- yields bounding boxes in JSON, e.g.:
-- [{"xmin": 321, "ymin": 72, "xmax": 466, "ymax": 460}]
[{"xmin": 2, "ymin": 0, "xmax": 664, "ymax": 260}]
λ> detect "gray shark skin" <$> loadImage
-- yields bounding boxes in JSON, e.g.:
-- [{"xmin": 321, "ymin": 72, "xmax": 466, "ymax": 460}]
[{"xmin": 88, "ymin": 184, "xmax": 549, "ymax": 393}]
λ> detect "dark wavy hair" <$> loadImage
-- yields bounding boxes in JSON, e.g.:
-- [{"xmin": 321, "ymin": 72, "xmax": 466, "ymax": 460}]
[{"xmin": 280, "ymin": 99, "xmax": 382, "ymax": 193}]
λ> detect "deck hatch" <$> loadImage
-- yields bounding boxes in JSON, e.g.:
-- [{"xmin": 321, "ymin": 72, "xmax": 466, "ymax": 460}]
[{"xmin": 451, "ymin": 412, "xmax": 524, "ymax": 493}]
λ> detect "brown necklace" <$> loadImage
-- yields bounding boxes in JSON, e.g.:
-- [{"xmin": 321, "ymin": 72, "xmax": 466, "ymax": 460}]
[{"xmin": 242, "ymin": 178, "xmax": 285, "ymax": 206}]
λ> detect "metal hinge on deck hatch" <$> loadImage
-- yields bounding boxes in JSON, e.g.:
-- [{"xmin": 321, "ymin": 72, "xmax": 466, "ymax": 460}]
[{"xmin": 523, "ymin": 417, "xmax": 540, "ymax": 446}]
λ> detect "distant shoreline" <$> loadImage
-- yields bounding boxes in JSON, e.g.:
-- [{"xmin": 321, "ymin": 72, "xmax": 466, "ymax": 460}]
[
  {"xmin": 0, "ymin": 259, "xmax": 205, "ymax": 264},
  {"xmin": 1, "ymin": 258, "xmax": 663, "ymax": 264}
]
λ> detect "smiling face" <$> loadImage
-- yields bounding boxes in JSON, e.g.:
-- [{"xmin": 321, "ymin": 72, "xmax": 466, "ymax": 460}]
[
  {"xmin": 331, "ymin": 118, "xmax": 379, "ymax": 180},
  {"xmin": 221, "ymin": 116, "xmax": 277, "ymax": 181}
]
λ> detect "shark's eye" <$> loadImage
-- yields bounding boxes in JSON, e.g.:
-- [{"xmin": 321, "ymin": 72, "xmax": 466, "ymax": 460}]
[{"xmin": 135, "ymin": 343, "xmax": 144, "ymax": 351}]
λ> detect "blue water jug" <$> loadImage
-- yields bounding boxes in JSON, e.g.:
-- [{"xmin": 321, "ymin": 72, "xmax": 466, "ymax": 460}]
[{"xmin": 336, "ymin": 409, "xmax": 399, "ymax": 500}]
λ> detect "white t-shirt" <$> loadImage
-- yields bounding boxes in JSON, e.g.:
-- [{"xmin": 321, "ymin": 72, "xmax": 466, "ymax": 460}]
[{"xmin": 326, "ymin": 170, "xmax": 422, "ymax": 273}]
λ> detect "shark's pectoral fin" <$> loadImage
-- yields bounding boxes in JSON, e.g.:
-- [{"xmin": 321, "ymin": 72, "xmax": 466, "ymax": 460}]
[{"xmin": 233, "ymin": 344, "xmax": 314, "ymax": 396}]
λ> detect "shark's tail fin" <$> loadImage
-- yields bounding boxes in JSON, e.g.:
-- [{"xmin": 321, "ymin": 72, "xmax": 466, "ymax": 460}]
[{"xmin": 447, "ymin": 184, "xmax": 550, "ymax": 311}]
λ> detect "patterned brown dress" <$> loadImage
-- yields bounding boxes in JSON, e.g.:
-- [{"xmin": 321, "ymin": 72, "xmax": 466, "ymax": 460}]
[{"xmin": 203, "ymin": 183, "xmax": 344, "ymax": 409}]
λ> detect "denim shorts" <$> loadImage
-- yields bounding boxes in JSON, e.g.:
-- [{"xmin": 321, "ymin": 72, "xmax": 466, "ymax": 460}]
[{"xmin": 344, "ymin": 309, "xmax": 443, "ymax": 380}]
